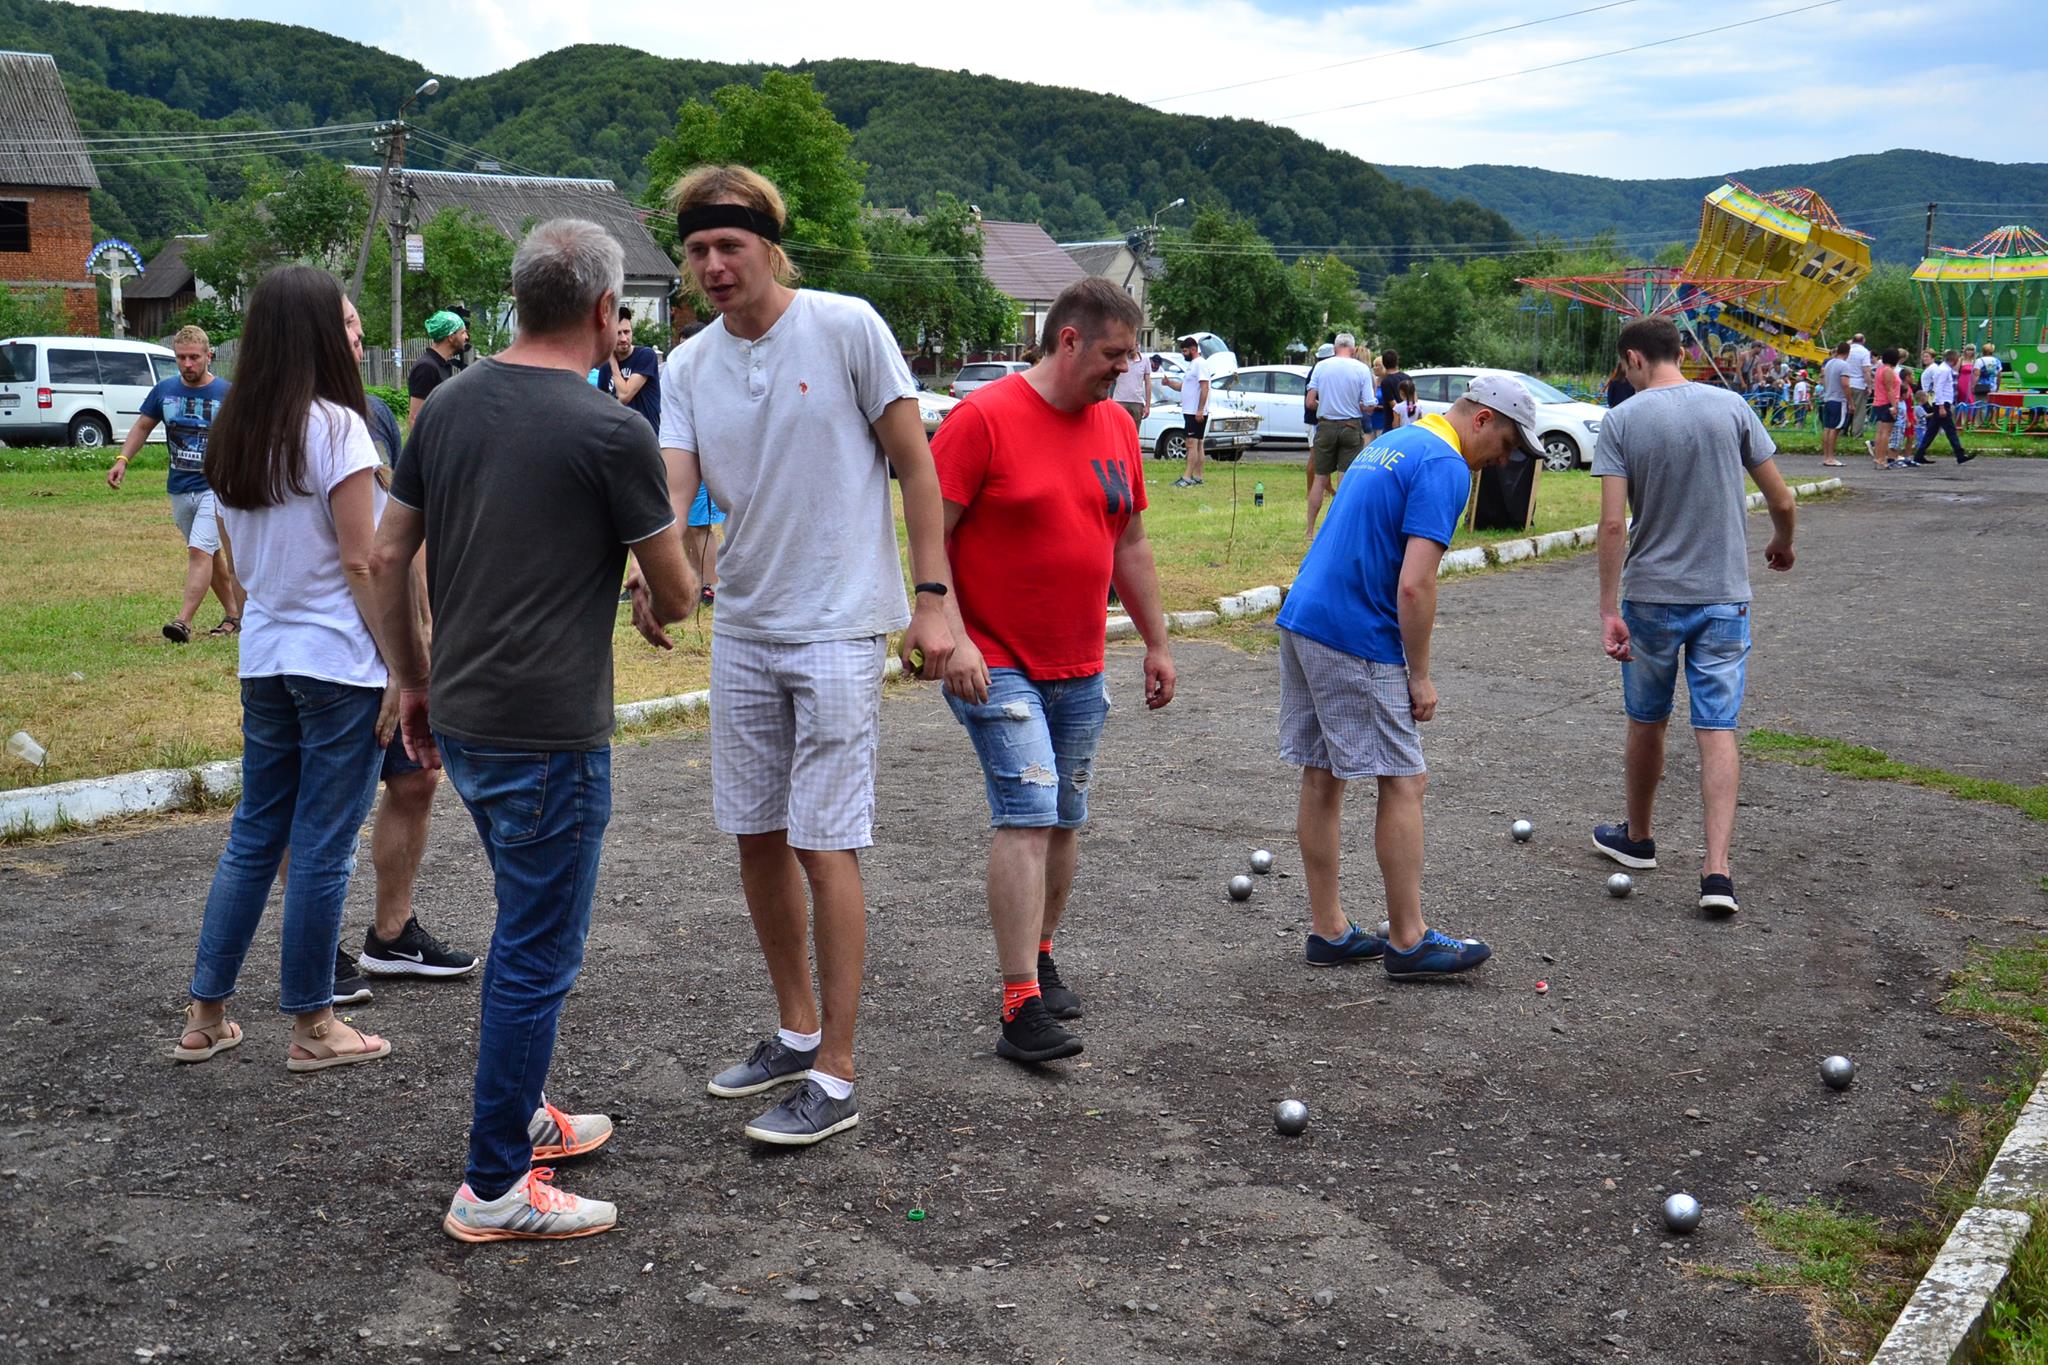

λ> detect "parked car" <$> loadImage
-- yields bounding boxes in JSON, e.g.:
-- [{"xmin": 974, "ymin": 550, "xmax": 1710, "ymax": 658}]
[
  {"xmin": 1137, "ymin": 396, "xmax": 1260, "ymax": 463},
  {"xmin": 1406, "ymin": 367, "xmax": 1606, "ymax": 470},
  {"xmin": 915, "ymin": 388, "xmax": 959, "ymax": 436},
  {"xmin": 1214, "ymin": 365, "xmax": 1312, "ymax": 444},
  {"xmin": 949, "ymin": 359, "xmax": 1031, "ymax": 398},
  {"xmin": 0, "ymin": 335, "xmax": 176, "ymax": 449}
]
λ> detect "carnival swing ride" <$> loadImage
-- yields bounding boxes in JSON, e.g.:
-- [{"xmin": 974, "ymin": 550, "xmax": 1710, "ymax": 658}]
[{"xmin": 1914, "ymin": 224, "xmax": 2048, "ymax": 420}]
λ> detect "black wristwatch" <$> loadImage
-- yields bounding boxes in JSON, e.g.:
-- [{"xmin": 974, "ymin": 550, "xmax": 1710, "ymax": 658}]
[{"xmin": 914, "ymin": 582, "xmax": 948, "ymax": 597}]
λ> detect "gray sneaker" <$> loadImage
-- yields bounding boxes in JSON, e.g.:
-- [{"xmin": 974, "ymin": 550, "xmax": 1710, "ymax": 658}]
[
  {"xmin": 707, "ymin": 1036, "xmax": 816, "ymax": 1098},
  {"xmin": 742, "ymin": 1079, "xmax": 860, "ymax": 1147}
]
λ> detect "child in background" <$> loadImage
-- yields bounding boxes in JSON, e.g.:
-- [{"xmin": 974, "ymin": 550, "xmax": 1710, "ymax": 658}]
[
  {"xmin": 1395, "ymin": 378, "xmax": 1420, "ymax": 428},
  {"xmin": 1791, "ymin": 371, "xmax": 1813, "ymax": 426},
  {"xmin": 1893, "ymin": 362, "xmax": 1918, "ymax": 456}
]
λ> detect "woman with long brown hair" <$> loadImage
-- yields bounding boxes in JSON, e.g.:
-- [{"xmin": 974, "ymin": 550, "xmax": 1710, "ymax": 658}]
[{"xmin": 172, "ymin": 265, "xmax": 406, "ymax": 1072}]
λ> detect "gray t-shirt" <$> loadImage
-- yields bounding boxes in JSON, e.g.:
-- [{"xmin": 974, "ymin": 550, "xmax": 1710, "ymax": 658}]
[
  {"xmin": 1306, "ymin": 355, "xmax": 1374, "ymax": 420},
  {"xmin": 659, "ymin": 289, "xmax": 917, "ymax": 643},
  {"xmin": 1591, "ymin": 382, "xmax": 1776, "ymax": 606},
  {"xmin": 1820, "ymin": 356, "xmax": 1852, "ymax": 404},
  {"xmin": 389, "ymin": 359, "xmax": 675, "ymax": 749}
]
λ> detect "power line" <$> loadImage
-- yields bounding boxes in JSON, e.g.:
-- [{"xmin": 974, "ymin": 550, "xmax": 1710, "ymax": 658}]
[
  {"xmin": 1147, "ymin": 0, "xmax": 1643, "ymax": 105},
  {"xmin": 1280, "ymin": 0, "xmax": 1845, "ymax": 120}
]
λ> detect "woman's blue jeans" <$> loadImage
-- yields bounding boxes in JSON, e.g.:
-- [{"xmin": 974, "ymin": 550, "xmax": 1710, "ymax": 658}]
[{"xmin": 188, "ymin": 675, "xmax": 384, "ymax": 1014}]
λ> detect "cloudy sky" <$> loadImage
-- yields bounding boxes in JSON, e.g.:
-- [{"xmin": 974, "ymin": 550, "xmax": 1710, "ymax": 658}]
[{"xmin": 98, "ymin": 0, "xmax": 2044, "ymax": 178}]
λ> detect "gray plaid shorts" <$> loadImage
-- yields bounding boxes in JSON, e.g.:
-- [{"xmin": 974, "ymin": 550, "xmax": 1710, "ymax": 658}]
[
  {"xmin": 710, "ymin": 633, "xmax": 888, "ymax": 850},
  {"xmin": 1277, "ymin": 628, "xmax": 1425, "ymax": 779}
]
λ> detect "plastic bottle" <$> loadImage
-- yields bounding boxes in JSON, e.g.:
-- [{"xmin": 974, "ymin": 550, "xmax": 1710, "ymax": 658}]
[{"xmin": 1253, "ymin": 481, "xmax": 1265, "ymax": 508}]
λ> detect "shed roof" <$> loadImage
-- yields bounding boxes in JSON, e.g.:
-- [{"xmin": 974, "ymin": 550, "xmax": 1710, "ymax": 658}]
[
  {"xmin": 346, "ymin": 167, "xmax": 674, "ymax": 279},
  {"xmin": 977, "ymin": 219, "xmax": 1087, "ymax": 303},
  {"xmin": 0, "ymin": 50, "xmax": 100, "ymax": 190},
  {"xmin": 126, "ymin": 235, "xmax": 205, "ymax": 301}
]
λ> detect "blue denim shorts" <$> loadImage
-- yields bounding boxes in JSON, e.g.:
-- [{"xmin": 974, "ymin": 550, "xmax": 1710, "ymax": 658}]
[
  {"xmin": 945, "ymin": 669, "xmax": 1110, "ymax": 829},
  {"xmin": 1621, "ymin": 601, "xmax": 1751, "ymax": 731}
]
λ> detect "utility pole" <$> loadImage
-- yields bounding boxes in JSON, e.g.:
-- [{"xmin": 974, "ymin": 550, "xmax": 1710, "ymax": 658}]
[
  {"xmin": 344, "ymin": 78, "xmax": 439, "ymax": 373},
  {"xmin": 388, "ymin": 173, "xmax": 413, "ymax": 376},
  {"xmin": 1919, "ymin": 201, "xmax": 1937, "ymax": 356}
]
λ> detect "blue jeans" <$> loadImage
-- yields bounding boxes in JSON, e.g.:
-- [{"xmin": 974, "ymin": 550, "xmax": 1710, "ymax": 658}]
[
  {"xmin": 189, "ymin": 675, "xmax": 384, "ymax": 1014},
  {"xmin": 438, "ymin": 734, "xmax": 612, "ymax": 1201},
  {"xmin": 945, "ymin": 670, "xmax": 1110, "ymax": 829},
  {"xmin": 1620, "ymin": 601, "xmax": 1751, "ymax": 731}
]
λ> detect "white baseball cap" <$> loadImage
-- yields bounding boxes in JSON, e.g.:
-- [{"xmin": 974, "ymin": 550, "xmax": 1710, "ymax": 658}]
[{"xmin": 1462, "ymin": 375, "xmax": 1545, "ymax": 458}]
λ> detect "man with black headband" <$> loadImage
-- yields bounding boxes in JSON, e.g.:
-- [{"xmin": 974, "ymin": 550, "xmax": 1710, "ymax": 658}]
[{"xmin": 638, "ymin": 165, "xmax": 961, "ymax": 1148}]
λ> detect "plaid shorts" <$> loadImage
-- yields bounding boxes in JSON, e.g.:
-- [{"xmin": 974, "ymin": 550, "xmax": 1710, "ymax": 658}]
[
  {"xmin": 1277, "ymin": 628, "xmax": 1425, "ymax": 779},
  {"xmin": 710, "ymin": 633, "xmax": 887, "ymax": 850}
]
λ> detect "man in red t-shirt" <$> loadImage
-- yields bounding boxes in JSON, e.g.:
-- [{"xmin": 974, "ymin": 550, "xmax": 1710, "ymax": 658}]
[{"xmin": 931, "ymin": 278, "xmax": 1177, "ymax": 1067}]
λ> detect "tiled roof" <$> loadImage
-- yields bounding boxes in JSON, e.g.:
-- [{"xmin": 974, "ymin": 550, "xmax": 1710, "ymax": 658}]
[
  {"xmin": 347, "ymin": 167, "xmax": 675, "ymax": 279},
  {"xmin": 977, "ymin": 219, "xmax": 1087, "ymax": 303}
]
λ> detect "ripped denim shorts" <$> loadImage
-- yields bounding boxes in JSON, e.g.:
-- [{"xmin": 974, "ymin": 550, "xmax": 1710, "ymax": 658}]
[{"xmin": 944, "ymin": 669, "xmax": 1110, "ymax": 829}]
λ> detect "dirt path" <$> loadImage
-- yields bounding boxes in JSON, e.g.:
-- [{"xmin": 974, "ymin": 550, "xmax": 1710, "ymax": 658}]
[{"xmin": 4, "ymin": 456, "xmax": 2044, "ymax": 1363}]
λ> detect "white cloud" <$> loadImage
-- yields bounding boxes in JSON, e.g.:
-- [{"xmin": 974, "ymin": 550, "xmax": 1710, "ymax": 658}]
[{"xmin": 62, "ymin": 0, "xmax": 2048, "ymax": 179}]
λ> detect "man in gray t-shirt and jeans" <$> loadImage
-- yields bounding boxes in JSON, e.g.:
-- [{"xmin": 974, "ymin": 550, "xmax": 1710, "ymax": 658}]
[
  {"xmin": 1590, "ymin": 316, "xmax": 1798, "ymax": 916},
  {"xmin": 372, "ymin": 219, "xmax": 697, "ymax": 1243}
]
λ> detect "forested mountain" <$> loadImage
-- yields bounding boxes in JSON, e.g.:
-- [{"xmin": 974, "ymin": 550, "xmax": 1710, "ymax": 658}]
[
  {"xmin": 0, "ymin": 0, "xmax": 1517, "ymax": 277},
  {"xmin": 1382, "ymin": 151, "xmax": 2048, "ymax": 265}
]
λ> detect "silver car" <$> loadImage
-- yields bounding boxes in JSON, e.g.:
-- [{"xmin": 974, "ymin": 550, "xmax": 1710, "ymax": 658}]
[{"xmin": 949, "ymin": 360, "xmax": 1031, "ymax": 399}]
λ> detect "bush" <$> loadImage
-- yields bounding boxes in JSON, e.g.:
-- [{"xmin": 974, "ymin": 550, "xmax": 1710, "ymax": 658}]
[
  {"xmin": 365, "ymin": 384, "xmax": 408, "ymax": 420},
  {"xmin": 0, "ymin": 285, "xmax": 70, "ymax": 337}
]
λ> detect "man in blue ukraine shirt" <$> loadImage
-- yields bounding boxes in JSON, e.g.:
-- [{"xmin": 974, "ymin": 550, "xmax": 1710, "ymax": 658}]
[{"xmin": 1275, "ymin": 374, "xmax": 1538, "ymax": 978}]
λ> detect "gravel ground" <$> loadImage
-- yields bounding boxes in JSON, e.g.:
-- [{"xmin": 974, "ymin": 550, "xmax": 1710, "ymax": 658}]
[{"xmin": 3, "ymin": 454, "xmax": 2044, "ymax": 1364}]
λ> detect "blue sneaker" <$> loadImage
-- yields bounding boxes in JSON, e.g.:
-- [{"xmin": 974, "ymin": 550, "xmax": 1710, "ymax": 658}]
[
  {"xmin": 1305, "ymin": 923, "xmax": 1388, "ymax": 967},
  {"xmin": 1592, "ymin": 822, "xmax": 1657, "ymax": 870},
  {"xmin": 1383, "ymin": 928, "xmax": 1492, "ymax": 979}
]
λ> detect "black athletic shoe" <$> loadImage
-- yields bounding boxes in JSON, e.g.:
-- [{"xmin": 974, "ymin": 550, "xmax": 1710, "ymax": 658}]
[
  {"xmin": 1956, "ymin": 451, "xmax": 1976, "ymax": 464},
  {"xmin": 359, "ymin": 916, "xmax": 478, "ymax": 978},
  {"xmin": 333, "ymin": 947, "xmax": 373, "ymax": 1006},
  {"xmin": 996, "ymin": 997, "xmax": 1083, "ymax": 1065},
  {"xmin": 1593, "ymin": 821, "xmax": 1658, "ymax": 870},
  {"xmin": 1699, "ymin": 874, "xmax": 1739, "ymax": 915},
  {"xmin": 1037, "ymin": 951, "xmax": 1082, "ymax": 1019}
]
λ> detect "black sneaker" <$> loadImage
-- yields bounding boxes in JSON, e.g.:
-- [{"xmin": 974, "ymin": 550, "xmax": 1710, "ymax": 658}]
[
  {"xmin": 996, "ymin": 996, "xmax": 1083, "ymax": 1065},
  {"xmin": 333, "ymin": 947, "xmax": 373, "ymax": 1006},
  {"xmin": 359, "ymin": 916, "xmax": 478, "ymax": 978},
  {"xmin": 1699, "ymin": 874, "xmax": 1739, "ymax": 915},
  {"xmin": 1592, "ymin": 821, "xmax": 1658, "ymax": 870},
  {"xmin": 1956, "ymin": 451, "xmax": 1976, "ymax": 464},
  {"xmin": 1037, "ymin": 952, "xmax": 1082, "ymax": 1019}
]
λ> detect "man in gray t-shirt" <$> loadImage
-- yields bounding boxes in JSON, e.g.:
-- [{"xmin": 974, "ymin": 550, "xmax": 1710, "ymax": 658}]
[
  {"xmin": 1818, "ymin": 341, "xmax": 1853, "ymax": 466},
  {"xmin": 372, "ymin": 219, "xmax": 697, "ymax": 1245},
  {"xmin": 1304, "ymin": 333, "xmax": 1375, "ymax": 538},
  {"xmin": 1589, "ymin": 316, "xmax": 1797, "ymax": 919}
]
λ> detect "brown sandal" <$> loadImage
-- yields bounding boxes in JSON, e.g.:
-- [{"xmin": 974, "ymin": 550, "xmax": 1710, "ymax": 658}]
[
  {"xmin": 206, "ymin": 616, "xmax": 241, "ymax": 637},
  {"xmin": 286, "ymin": 1017, "xmax": 391, "ymax": 1073},
  {"xmin": 171, "ymin": 1004, "xmax": 243, "ymax": 1063}
]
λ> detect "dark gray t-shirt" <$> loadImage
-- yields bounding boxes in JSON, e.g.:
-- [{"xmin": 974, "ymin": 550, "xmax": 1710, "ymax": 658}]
[
  {"xmin": 389, "ymin": 359, "xmax": 674, "ymax": 749},
  {"xmin": 1591, "ymin": 382, "xmax": 1776, "ymax": 606}
]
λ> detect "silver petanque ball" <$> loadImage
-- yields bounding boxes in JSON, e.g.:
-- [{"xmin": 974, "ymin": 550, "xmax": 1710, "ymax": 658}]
[
  {"xmin": 1511, "ymin": 819, "xmax": 1534, "ymax": 842},
  {"xmin": 1228, "ymin": 875, "xmax": 1255, "ymax": 902},
  {"xmin": 1661, "ymin": 1192, "xmax": 1703, "ymax": 1234},
  {"xmin": 1821, "ymin": 1055, "xmax": 1856, "ymax": 1091},
  {"xmin": 1606, "ymin": 872, "xmax": 1635, "ymax": 898},
  {"xmin": 1274, "ymin": 1099, "xmax": 1309, "ymax": 1136},
  {"xmin": 1377, "ymin": 919, "xmax": 1391, "ymax": 939},
  {"xmin": 1250, "ymin": 848, "xmax": 1275, "ymax": 874}
]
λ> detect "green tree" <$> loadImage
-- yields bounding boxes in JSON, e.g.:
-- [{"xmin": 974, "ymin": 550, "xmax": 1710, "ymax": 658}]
[
  {"xmin": 1150, "ymin": 209, "xmax": 1310, "ymax": 364},
  {"xmin": 643, "ymin": 70, "xmax": 869, "ymax": 290},
  {"xmin": 265, "ymin": 159, "xmax": 369, "ymax": 276},
  {"xmin": 1375, "ymin": 264, "xmax": 1477, "ymax": 368},
  {"xmin": 851, "ymin": 196, "xmax": 1014, "ymax": 365},
  {"xmin": 359, "ymin": 208, "xmax": 517, "ymax": 349},
  {"xmin": 1832, "ymin": 264, "xmax": 1922, "ymax": 355},
  {"xmin": 1291, "ymin": 253, "xmax": 1362, "ymax": 344},
  {"xmin": 0, "ymin": 286, "xmax": 70, "ymax": 337}
]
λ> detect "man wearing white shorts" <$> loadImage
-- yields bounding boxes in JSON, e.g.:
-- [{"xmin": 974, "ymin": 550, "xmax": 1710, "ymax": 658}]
[
  {"xmin": 1274, "ymin": 377, "xmax": 1529, "ymax": 979},
  {"xmin": 642, "ymin": 165, "xmax": 959, "ymax": 1147}
]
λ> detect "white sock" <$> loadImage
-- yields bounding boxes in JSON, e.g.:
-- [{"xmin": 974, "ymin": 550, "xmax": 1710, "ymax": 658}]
[
  {"xmin": 778, "ymin": 1027, "xmax": 822, "ymax": 1053},
  {"xmin": 810, "ymin": 1069, "xmax": 854, "ymax": 1101}
]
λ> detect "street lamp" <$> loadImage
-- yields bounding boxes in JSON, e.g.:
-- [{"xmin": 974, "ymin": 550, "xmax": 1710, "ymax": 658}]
[
  {"xmin": 1152, "ymin": 196, "xmax": 1186, "ymax": 229},
  {"xmin": 399, "ymin": 78, "xmax": 440, "ymax": 116}
]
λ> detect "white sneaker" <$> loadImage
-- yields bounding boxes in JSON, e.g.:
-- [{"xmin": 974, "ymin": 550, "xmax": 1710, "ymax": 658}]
[
  {"xmin": 528, "ymin": 1097, "xmax": 613, "ymax": 1161},
  {"xmin": 442, "ymin": 1168, "xmax": 617, "ymax": 1243}
]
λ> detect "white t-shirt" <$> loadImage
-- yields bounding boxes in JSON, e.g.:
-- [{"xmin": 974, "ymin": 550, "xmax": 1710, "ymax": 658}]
[
  {"xmin": 660, "ymin": 289, "xmax": 918, "ymax": 644},
  {"xmin": 1846, "ymin": 342, "xmax": 1873, "ymax": 390},
  {"xmin": 1177, "ymin": 355, "xmax": 1209, "ymax": 416},
  {"xmin": 219, "ymin": 400, "xmax": 387, "ymax": 687},
  {"xmin": 1305, "ymin": 354, "xmax": 1373, "ymax": 420}
]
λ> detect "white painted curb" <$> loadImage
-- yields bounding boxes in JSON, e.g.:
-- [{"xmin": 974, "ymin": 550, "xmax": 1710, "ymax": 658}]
[
  {"xmin": 1872, "ymin": 1068, "xmax": 2048, "ymax": 1362},
  {"xmin": 4, "ymin": 483, "xmax": 1851, "ymax": 838}
]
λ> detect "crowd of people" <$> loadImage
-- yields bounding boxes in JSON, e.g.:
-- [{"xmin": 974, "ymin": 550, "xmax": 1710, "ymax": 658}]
[{"xmin": 135, "ymin": 164, "xmax": 1809, "ymax": 1247}]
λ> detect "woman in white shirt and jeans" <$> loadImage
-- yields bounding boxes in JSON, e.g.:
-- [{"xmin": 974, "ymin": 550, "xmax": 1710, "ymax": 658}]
[{"xmin": 173, "ymin": 266, "xmax": 414, "ymax": 1072}]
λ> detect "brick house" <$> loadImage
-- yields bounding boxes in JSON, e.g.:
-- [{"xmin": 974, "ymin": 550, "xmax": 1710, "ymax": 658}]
[{"xmin": 0, "ymin": 51, "xmax": 100, "ymax": 335}]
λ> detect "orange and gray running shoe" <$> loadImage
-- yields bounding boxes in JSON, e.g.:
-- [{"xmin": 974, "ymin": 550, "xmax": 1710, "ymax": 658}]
[
  {"xmin": 528, "ymin": 1097, "xmax": 613, "ymax": 1162},
  {"xmin": 442, "ymin": 1168, "xmax": 617, "ymax": 1243}
]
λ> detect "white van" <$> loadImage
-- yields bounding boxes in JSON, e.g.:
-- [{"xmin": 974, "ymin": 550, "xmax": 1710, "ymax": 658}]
[{"xmin": 0, "ymin": 336, "xmax": 177, "ymax": 450}]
